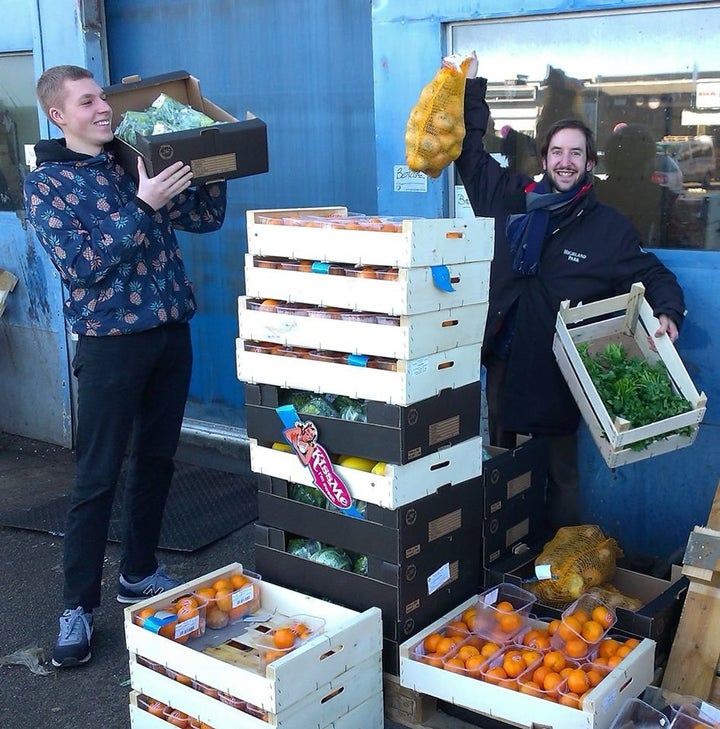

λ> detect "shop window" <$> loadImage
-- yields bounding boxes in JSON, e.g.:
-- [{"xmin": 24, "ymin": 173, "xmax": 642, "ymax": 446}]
[
  {"xmin": 451, "ymin": 6, "xmax": 720, "ymax": 250},
  {"xmin": 0, "ymin": 52, "xmax": 39, "ymax": 211}
]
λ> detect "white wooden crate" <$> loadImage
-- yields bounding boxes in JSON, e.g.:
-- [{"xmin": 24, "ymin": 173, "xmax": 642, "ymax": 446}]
[
  {"xmin": 398, "ymin": 595, "xmax": 655, "ymax": 729},
  {"xmin": 553, "ymin": 283, "xmax": 707, "ymax": 468},
  {"xmin": 236, "ymin": 339, "xmax": 481, "ymax": 406},
  {"xmin": 129, "ymin": 654, "xmax": 382, "ymax": 729},
  {"xmin": 246, "ymin": 207, "xmax": 494, "ymax": 267},
  {"xmin": 249, "ymin": 436, "xmax": 482, "ymax": 510},
  {"xmin": 238, "ymin": 296, "xmax": 488, "ymax": 360},
  {"xmin": 124, "ymin": 564, "xmax": 382, "ymax": 715},
  {"xmin": 243, "ymin": 254, "xmax": 490, "ymax": 316}
]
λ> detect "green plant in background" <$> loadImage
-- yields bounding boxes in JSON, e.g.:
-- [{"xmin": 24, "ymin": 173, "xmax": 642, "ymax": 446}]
[{"xmin": 577, "ymin": 342, "xmax": 693, "ymax": 450}]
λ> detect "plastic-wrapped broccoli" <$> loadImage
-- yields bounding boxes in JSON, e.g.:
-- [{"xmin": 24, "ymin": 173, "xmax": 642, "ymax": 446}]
[
  {"xmin": 114, "ymin": 110, "xmax": 157, "ymax": 145},
  {"xmin": 288, "ymin": 483, "xmax": 326, "ymax": 508},
  {"xmin": 286, "ymin": 537, "xmax": 325, "ymax": 559}
]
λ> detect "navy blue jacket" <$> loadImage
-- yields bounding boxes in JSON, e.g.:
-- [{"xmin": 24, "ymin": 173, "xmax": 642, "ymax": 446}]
[
  {"xmin": 455, "ymin": 77, "xmax": 686, "ymax": 435},
  {"xmin": 24, "ymin": 139, "xmax": 226, "ymax": 336}
]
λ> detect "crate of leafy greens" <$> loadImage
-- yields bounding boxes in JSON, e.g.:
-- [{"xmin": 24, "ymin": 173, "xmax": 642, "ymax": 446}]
[{"xmin": 553, "ymin": 282, "xmax": 706, "ymax": 468}]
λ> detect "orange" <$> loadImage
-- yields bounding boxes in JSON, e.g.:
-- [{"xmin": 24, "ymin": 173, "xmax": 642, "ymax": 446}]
[
  {"xmin": 564, "ymin": 637, "xmax": 589, "ymax": 658},
  {"xmin": 483, "ymin": 666, "xmax": 509, "ymax": 685},
  {"xmin": 445, "ymin": 620, "xmax": 469, "ymax": 638},
  {"xmin": 423, "ymin": 652, "xmax": 444, "ymax": 668},
  {"xmin": 263, "ymin": 649, "xmax": 286, "ymax": 663},
  {"xmin": 543, "ymin": 650, "xmax": 567, "ymax": 672},
  {"xmin": 230, "ymin": 573, "xmax": 250, "ymax": 589},
  {"xmin": 581, "ymin": 620, "xmax": 604, "ymax": 643},
  {"xmin": 591, "ymin": 605, "xmax": 615, "ymax": 629},
  {"xmin": 176, "ymin": 604, "xmax": 199, "ymax": 622},
  {"xmin": 607, "ymin": 654, "xmax": 624, "ymax": 669},
  {"xmin": 272, "ymin": 627, "xmax": 296, "ymax": 650},
  {"xmin": 259, "ymin": 299, "xmax": 279, "ymax": 312},
  {"xmin": 624, "ymin": 638, "xmax": 640, "ymax": 650},
  {"xmin": 572, "ymin": 609, "xmax": 590, "ymax": 625},
  {"xmin": 519, "ymin": 679, "xmax": 543, "ymax": 698},
  {"xmin": 502, "ymin": 650, "xmax": 526, "ymax": 678},
  {"xmin": 212, "ymin": 577, "xmax": 233, "ymax": 592},
  {"xmin": 586, "ymin": 668, "xmax": 605, "ymax": 687},
  {"xmin": 566, "ymin": 668, "xmax": 590, "ymax": 695},
  {"xmin": 521, "ymin": 649, "xmax": 542, "ymax": 667},
  {"xmin": 480, "ymin": 641, "xmax": 501, "ymax": 659},
  {"xmin": 291, "ymin": 621, "xmax": 309, "ymax": 637},
  {"xmin": 559, "ymin": 691, "xmax": 581, "ymax": 709},
  {"xmin": 615, "ymin": 644, "xmax": 632, "ymax": 659},
  {"xmin": 435, "ymin": 636, "xmax": 460, "ymax": 656},
  {"xmin": 461, "ymin": 607, "xmax": 477, "ymax": 631},
  {"xmin": 547, "ymin": 619, "xmax": 561, "ymax": 636},
  {"xmin": 593, "ymin": 656, "xmax": 609, "ymax": 666},
  {"xmin": 543, "ymin": 671, "xmax": 563, "ymax": 693},
  {"xmin": 423, "ymin": 632, "xmax": 444, "ymax": 654},
  {"xmin": 498, "ymin": 612, "xmax": 523, "ymax": 633},
  {"xmin": 457, "ymin": 644, "xmax": 481, "ymax": 662},
  {"xmin": 557, "ymin": 615, "xmax": 582, "ymax": 641},
  {"xmin": 194, "ymin": 587, "xmax": 216, "ymax": 605},
  {"xmin": 443, "ymin": 656, "xmax": 466, "ymax": 674},
  {"xmin": 206, "ymin": 606, "xmax": 229, "ymax": 629},
  {"xmin": 598, "ymin": 638, "xmax": 620, "ymax": 658},
  {"xmin": 134, "ymin": 607, "xmax": 155, "ymax": 627},
  {"xmin": 147, "ymin": 701, "xmax": 167, "ymax": 718},
  {"xmin": 214, "ymin": 588, "xmax": 233, "ymax": 613},
  {"xmin": 465, "ymin": 655, "xmax": 485, "ymax": 677},
  {"xmin": 495, "ymin": 600, "xmax": 515, "ymax": 613},
  {"xmin": 174, "ymin": 595, "xmax": 198, "ymax": 610},
  {"xmin": 167, "ymin": 710, "xmax": 190, "ymax": 727},
  {"xmin": 533, "ymin": 665, "xmax": 551, "ymax": 686}
]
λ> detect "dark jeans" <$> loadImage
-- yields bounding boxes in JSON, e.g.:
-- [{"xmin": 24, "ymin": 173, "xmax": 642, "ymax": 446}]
[
  {"xmin": 64, "ymin": 323, "xmax": 192, "ymax": 610},
  {"xmin": 483, "ymin": 351, "xmax": 580, "ymax": 530}
]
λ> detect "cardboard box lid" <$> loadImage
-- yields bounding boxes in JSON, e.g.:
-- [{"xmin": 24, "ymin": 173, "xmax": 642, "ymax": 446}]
[{"xmin": 104, "ymin": 70, "xmax": 237, "ymax": 124}]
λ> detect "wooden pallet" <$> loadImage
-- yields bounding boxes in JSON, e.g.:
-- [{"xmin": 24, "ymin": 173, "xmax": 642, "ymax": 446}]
[
  {"xmin": 0, "ymin": 268, "xmax": 18, "ymax": 318},
  {"xmin": 661, "ymin": 479, "xmax": 720, "ymax": 699}
]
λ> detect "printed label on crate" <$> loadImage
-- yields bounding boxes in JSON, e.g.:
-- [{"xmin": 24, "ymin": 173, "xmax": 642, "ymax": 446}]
[
  {"xmin": 427, "ymin": 562, "xmax": 451, "ymax": 595},
  {"xmin": 276, "ymin": 404, "xmax": 363, "ymax": 519}
]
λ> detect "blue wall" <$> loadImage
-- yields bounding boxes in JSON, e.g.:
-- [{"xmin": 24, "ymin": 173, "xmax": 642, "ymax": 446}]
[{"xmin": 104, "ymin": 0, "xmax": 378, "ymax": 426}]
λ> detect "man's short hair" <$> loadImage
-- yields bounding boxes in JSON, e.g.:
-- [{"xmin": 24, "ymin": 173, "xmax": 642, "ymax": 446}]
[
  {"xmin": 540, "ymin": 118, "xmax": 598, "ymax": 164},
  {"xmin": 36, "ymin": 65, "xmax": 94, "ymax": 118}
]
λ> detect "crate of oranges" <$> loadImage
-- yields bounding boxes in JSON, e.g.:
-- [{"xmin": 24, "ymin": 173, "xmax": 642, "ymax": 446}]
[
  {"xmin": 399, "ymin": 593, "xmax": 656, "ymax": 729},
  {"xmin": 125, "ymin": 563, "xmax": 382, "ymax": 722}
]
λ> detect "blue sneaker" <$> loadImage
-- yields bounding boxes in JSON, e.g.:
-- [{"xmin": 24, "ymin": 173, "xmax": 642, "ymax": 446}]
[
  {"xmin": 117, "ymin": 565, "xmax": 181, "ymax": 604},
  {"xmin": 52, "ymin": 607, "xmax": 93, "ymax": 668}
]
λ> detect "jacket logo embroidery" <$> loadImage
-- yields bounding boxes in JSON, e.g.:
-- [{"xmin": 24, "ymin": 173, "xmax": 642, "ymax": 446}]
[{"xmin": 563, "ymin": 249, "xmax": 587, "ymax": 263}]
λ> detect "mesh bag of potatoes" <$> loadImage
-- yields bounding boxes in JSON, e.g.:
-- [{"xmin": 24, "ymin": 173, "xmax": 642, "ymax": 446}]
[
  {"xmin": 529, "ymin": 525, "xmax": 624, "ymax": 608},
  {"xmin": 405, "ymin": 53, "xmax": 475, "ymax": 178}
]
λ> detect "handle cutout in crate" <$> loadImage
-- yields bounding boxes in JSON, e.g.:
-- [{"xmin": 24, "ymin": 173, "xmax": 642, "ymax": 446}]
[{"xmin": 275, "ymin": 404, "xmax": 364, "ymax": 519}]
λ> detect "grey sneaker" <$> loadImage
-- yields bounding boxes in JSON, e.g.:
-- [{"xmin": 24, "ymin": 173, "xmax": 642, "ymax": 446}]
[
  {"xmin": 52, "ymin": 607, "xmax": 93, "ymax": 668},
  {"xmin": 117, "ymin": 564, "xmax": 181, "ymax": 604}
]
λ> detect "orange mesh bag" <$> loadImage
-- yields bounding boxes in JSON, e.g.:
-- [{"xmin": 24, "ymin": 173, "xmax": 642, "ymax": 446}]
[
  {"xmin": 529, "ymin": 525, "xmax": 623, "ymax": 608},
  {"xmin": 405, "ymin": 53, "xmax": 475, "ymax": 179}
]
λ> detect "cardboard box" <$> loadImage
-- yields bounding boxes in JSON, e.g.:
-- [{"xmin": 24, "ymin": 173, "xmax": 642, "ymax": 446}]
[
  {"xmin": 243, "ymin": 255, "xmax": 491, "ymax": 316},
  {"xmin": 248, "ymin": 435, "xmax": 483, "ymax": 510},
  {"xmin": 105, "ymin": 71, "xmax": 268, "ymax": 184},
  {"xmin": 123, "ymin": 563, "xmax": 382, "ymax": 716},
  {"xmin": 485, "ymin": 552, "xmax": 688, "ymax": 666},
  {"xmin": 481, "ymin": 439, "xmax": 550, "ymax": 566},
  {"xmin": 254, "ymin": 523, "xmax": 481, "ymax": 644},
  {"xmin": 553, "ymin": 283, "xmax": 707, "ymax": 467},
  {"xmin": 398, "ymin": 595, "xmax": 655, "ymax": 729},
  {"xmin": 257, "ymin": 474, "xmax": 482, "ymax": 565},
  {"xmin": 237, "ymin": 339, "xmax": 482, "ymax": 407},
  {"xmin": 245, "ymin": 382, "xmax": 481, "ymax": 464},
  {"xmin": 246, "ymin": 207, "xmax": 495, "ymax": 268},
  {"xmin": 238, "ymin": 296, "xmax": 488, "ymax": 360}
]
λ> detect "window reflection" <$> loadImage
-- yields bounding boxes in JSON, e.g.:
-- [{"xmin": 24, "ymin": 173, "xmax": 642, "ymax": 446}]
[
  {"xmin": 452, "ymin": 6, "xmax": 720, "ymax": 250},
  {"xmin": 0, "ymin": 52, "xmax": 39, "ymax": 212}
]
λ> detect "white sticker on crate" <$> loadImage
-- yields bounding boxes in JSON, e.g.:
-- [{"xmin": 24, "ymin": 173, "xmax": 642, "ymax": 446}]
[{"xmin": 427, "ymin": 563, "xmax": 451, "ymax": 595}]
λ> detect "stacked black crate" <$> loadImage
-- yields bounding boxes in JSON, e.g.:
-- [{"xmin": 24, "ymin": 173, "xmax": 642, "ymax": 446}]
[{"xmin": 237, "ymin": 207, "xmax": 493, "ymax": 674}]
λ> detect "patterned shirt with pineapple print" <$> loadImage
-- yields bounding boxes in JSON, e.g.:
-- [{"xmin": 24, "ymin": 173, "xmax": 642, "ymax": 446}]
[{"xmin": 24, "ymin": 139, "xmax": 227, "ymax": 336}]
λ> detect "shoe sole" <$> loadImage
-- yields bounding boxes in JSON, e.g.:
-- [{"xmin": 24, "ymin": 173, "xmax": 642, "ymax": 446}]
[{"xmin": 52, "ymin": 652, "xmax": 91, "ymax": 668}]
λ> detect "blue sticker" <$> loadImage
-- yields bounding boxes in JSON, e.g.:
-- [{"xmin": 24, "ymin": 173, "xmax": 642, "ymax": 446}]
[
  {"xmin": 431, "ymin": 265, "xmax": 455, "ymax": 292},
  {"xmin": 311, "ymin": 261, "xmax": 331, "ymax": 274},
  {"xmin": 347, "ymin": 354, "xmax": 370, "ymax": 367}
]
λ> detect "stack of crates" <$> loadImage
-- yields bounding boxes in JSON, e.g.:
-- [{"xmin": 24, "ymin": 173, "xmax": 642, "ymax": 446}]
[
  {"xmin": 237, "ymin": 207, "xmax": 494, "ymax": 673},
  {"xmin": 124, "ymin": 563, "xmax": 384, "ymax": 728}
]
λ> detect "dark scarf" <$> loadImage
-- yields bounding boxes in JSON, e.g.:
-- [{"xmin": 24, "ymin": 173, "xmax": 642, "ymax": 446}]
[{"xmin": 506, "ymin": 174, "xmax": 593, "ymax": 274}]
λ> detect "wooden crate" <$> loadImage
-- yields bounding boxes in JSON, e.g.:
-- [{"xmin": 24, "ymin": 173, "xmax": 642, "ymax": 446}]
[
  {"xmin": 243, "ymin": 255, "xmax": 490, "ymax": 316},
  {"xmin": 552, "ymin": 283, "xmax": 707, "ymax": 468},
  {"xmin": 245, "ymin": 207, "xmax": 495, "ymax": 268},
  {"xmin": 128, "ymin": 688, "xmax": 384, "ymax": 729},
  {"xmin": 248, "ymin": 436, "xmax": 483, "ymax": 510},
  {"xmin": 236, "ymin": 340, "xmax": 481, "ymax": 407},
  {"xmin": 398, "ymin": 596, "xmax": 656, "ymax": 729},
  {"xmin": 238, "ymin": 296, "xmax": 488, "ymax": 360},
  {"xmin": 124, "ymin": 564, "xmax": 382, "ymax": 716}
]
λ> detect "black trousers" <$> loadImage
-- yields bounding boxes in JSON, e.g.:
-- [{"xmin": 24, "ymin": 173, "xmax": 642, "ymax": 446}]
[
  {"xmin": 64, "ymin": 323, "xmax": 192, "ymax": 610},
  {"xmin": 483, "ymin": 351, "xmax": 579, "ymax": 530}
]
